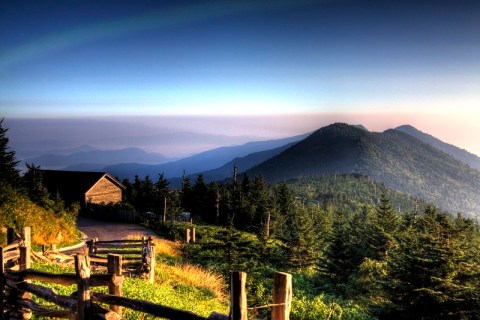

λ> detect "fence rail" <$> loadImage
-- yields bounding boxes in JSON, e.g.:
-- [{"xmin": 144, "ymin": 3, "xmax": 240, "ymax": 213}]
[
  {"xmin": 86, "ymin": 236, "xmax": 155, "ymax": 283},
  {"xmin": 1, "ymin": 227, "xmax": 293, "ymax": 320}
]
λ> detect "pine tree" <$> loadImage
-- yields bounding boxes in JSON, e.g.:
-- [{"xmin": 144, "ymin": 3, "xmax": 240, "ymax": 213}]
[
  {"xmin": 192, "ymin": 175, "xmax": 209, "ymax": 220},
  {"xmin": 381, "ymin": 206, "xmax": 480, "ymax": 319},
  {"xmin": 372, "ymin": 193, "xmax": 399, "ymax": 259},
  {"xmin": 181, "ymin": 173, "xmax": 193, "ymax": 213},
  {"xmin": 154, "ymin": 173, "xmax": 170, "ymax": 220},
  {"xmin": 0, "ymin": 118, "xmax": 21, "ymax": 188},
  {"xmin": 23, "ymin": 163, "xmax": 51, "ymax": 208}
]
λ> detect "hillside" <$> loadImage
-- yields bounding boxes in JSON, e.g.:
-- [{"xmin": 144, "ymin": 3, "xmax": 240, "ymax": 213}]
[
  {"xmin": 286, "ymin": 174, "xmax": 430, "ymax": 214},
  {"xmin": 395, "ymin": 124, "xmax": 480, "ymax": 171},
  {"xmin": 247, "ymin": 123, "xmax": 480, "ymax": 217}
]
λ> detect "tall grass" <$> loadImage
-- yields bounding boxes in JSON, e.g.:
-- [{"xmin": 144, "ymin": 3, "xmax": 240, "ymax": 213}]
[{"xmin": 28, "ymin": 237, "xmax": 228, "ymax": 319}]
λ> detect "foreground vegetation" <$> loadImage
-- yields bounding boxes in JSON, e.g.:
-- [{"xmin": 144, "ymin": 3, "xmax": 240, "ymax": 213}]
[
  {"xmin": 0, "ymin": 119, "xmax": 78, "ymax": 245},
  {"xmin": 30, "ymin": 238, "xmax": 228, "ymax": 319}
]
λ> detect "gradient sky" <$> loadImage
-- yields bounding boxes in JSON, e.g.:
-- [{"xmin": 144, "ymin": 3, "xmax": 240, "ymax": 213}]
[{"xmin": 1, "ymin": 0, "xmax": 480, "ymax": 156}]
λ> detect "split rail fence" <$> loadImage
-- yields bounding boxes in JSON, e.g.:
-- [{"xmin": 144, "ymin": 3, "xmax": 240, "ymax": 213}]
[
  {"xmin": 86, "ymin": 237, "xmax": 155, "ymax": 283},
  {"xmin": 1, "ymin": 227, "xmax": 293, "ymax": 320}
]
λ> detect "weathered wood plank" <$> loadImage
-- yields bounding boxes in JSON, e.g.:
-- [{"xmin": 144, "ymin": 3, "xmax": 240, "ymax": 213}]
[
  {"xmin": 75, "ymin": 255, "xmax": 91, "ymax": 320},
  {"xmin": 3, "ymin": 249, "xmax": 20, "ymax": 262},
  {"xmin": 230, "ymin": 271, "xmax": 247, "ymax": 320},
  {"xmin": 92, "ymin": 293, "xmax": 208, "ymax": 320},
  {"xmin": 0, "ymin": 247, "xmax": 5, "ymax": 320},
  {"xmin": 13, "ymin": 282, "xmax": 77, "ymax": 311},
  {"xmin": 107, "ymin": 254, "xmax": 123, "ymax": 315},
  {"xmin": 94, "ymin": 249, "xmax": 142, "ymax": 255},
  {"xmin": 95, "ymin": 240, "xmax": 143, "ymax": 245},
  {"xmin": 271, "ymin": 272, "xmax": 292, "ymax": 320},
  {"xmin": 2, "ymin": 242, "xmax": 20, "ymax": 252}
]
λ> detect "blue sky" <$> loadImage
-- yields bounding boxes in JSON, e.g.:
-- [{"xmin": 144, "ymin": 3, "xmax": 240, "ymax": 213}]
[{"xmin": 1, "ymin": 0, "xmax": 480, "ymax": 156}]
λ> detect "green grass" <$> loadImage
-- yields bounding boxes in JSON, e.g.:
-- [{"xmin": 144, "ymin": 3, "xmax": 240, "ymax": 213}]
[{"xmin": 26, "ymin": 239, "xmax": 229, "ymax": 319}]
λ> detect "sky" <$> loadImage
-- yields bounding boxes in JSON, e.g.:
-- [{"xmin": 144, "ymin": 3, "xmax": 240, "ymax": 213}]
[{"xmin": 1, "ymin": 0, "xmax": 480, "ymax": 157}]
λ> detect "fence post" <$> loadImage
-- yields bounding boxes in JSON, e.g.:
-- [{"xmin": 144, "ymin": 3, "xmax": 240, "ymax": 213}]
[
  {"xmin": 51, "ymin": 244, "xmax": 57, "ymax": 252},
  {"xmin": 107, "ymin": 254, "xmax": 123, "ymax": 316},
  {"xmin": 75, "ymin": 254, "xmax": 92, "ymax": 320},
  {"xmin": 19, "ymin": 227, "xmax": 31, "ymax": 270},
  {"xmin": 271, "ymin": 272, "xmax": 292, "ymax": 320},
  {"xmin": 230, "ymin": 271, "xmax": 247, "ymax": 320},
  {"xmin": 149, "ymin": 245, "xmax": 155, "ymax": 284},
  {"xmin": 86, "ymin": 240, "xmax": 93, "ymax": 256},
  {"xmin": 185, "ymin": 229, "xmax": 191, "ymax": 243},
  {"xmin": 0, "ymin": 247, "xmax": 5, "ymax": 320},
  {"xmin": 7, "ymin": 228, "xmax": 15, "ymax": 245},
  {"xmin": 191, "ymin": 227, "xmax": 196, "ymax": 244}
]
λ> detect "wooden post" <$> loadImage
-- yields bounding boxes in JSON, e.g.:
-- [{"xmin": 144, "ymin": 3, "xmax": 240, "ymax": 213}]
[
  {"xmin": 0, "ymin": 247, "xmax": 5, "ymax": 320},
  {"xmin": 191, "ymin": 227, "xmax": 196, "ymax": 244},
  {"xmin": 271, "ymin": 272, "xmax": 292, "ymax": 320},
  {"xmin": 22, "ymin": 227, "xmax": 31, "ymax": 249},
  {"xmin": 7, "ymin": 228, "xmax": 15, "ymax": 244},
  {"xmin": 51, "ymin": 244, "xmax": 57, "ymax": 252},
  {"xmin": 149, "ymin": 245, "xmax": 155, "ymax": 284},
  {"xmin": 86, "ymin": 240, "xmax": 93, "ymax": 256},
  {"xmin": 186, "ymin": 229, "xmax": 191, "ymax": 244},
  {"xmin": 107, "ymin": 254, "xmax": 123, "ymax": 316},
  {"xmin": 19, "ymin": 247, "xmax": 31, "ymax": 270},
  {"xmin": 75, "ymin": 254, "xmax": 91, "ymax": 320},
  {"xmin": 230, "ymin": 272, "xmax": 247, "ymax": 320}
]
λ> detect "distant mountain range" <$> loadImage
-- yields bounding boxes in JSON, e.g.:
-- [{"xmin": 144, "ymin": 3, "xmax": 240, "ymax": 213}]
[
  {"xmin": 104, "ymin": 133, "xmax": 309, "ymax": 180},
  {"xmin": 18, "ymin": 121, "xmax": 480, "ymax": 217},
  {"xmin": 23, "ymin": 147, "xmax": 171, "ymax": 170},
  {"xmin": 246, "ymin": 123, "xmax": 480, "ymax": 217}
]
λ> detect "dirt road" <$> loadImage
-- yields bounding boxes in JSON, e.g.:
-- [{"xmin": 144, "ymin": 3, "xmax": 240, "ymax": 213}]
[{"xmin": 77, "ymin": 216, "xmax": 160, "ymax": 241}]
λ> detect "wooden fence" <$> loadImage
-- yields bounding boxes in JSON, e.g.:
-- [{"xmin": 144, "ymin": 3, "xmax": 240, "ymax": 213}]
[
  {"xmin": 86, "ymin": 237, "xmax": 155, "ymax": 283},
  {"xmin": 1, "ymin": 228, "xmax": 293, "ymax": 320}
]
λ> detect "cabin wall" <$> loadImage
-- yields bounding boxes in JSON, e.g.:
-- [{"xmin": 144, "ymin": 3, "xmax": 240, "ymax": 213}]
[{"xmin": 85, "ymin": 178, "xmax": 122, "ymax": 204}]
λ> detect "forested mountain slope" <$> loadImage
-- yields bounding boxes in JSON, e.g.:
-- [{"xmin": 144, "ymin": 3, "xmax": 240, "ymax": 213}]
[
  {"xmin": 395, "ymin": 124, "xmax": 480, "ymax": 171},
  {"xmin": 247, "ymin": 123, "xmax": 480, "ymax": 217}
]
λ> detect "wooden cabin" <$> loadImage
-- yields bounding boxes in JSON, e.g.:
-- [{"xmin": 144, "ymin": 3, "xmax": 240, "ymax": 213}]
[{"xmin": 40, "ymin": 170, "xmax": 125, "ymax": 209}]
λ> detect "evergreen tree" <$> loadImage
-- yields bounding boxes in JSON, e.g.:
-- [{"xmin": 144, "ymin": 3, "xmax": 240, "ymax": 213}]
[
  {"xmin": 154, "ymin": 173, "xmax": 170, "ymax": 219},
  {"xmin": 191, "ymin": 175, "xmax": 209, "ymax": 220},
  {"xmin": 372, "ymin": 193, "xmax": 399, "ymax": 259},
  {"xmin": 23, "ymin": 163, "xmax": 51, "ymax": 208},
  {"xmin": 321, "ymin": 210, "xmax": 354, "ymax": 294},
  {"xmin": 382, "ymin": 206, "xmax": 480, "ymax": 319},
  {"xmin": 181, "ymin": 173, "xmax": 193, "ymax": 212},
  {"xmin": 0, "ymin": 118, "xmax": 21, "ymax": 188}
]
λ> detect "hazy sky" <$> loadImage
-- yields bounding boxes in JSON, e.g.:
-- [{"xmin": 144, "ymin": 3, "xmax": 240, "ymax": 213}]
[{"xmin": 1, "ymin": 0, "xmax": 479, "ymax": 156}]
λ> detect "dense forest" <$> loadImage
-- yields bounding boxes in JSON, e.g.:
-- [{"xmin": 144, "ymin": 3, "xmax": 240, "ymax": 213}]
[
  {"xmin": 2, "ymin": 118, "xmax": 480, "ymax": 319},
  {"xmin": 122, "ymin": 170, "xmax": 480, "ymax": 319}
]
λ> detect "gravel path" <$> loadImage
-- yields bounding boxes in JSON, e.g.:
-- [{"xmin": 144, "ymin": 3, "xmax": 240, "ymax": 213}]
[{"xmin": 76, "ymin": 216, "xmax": 160, "ymax": 241}]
